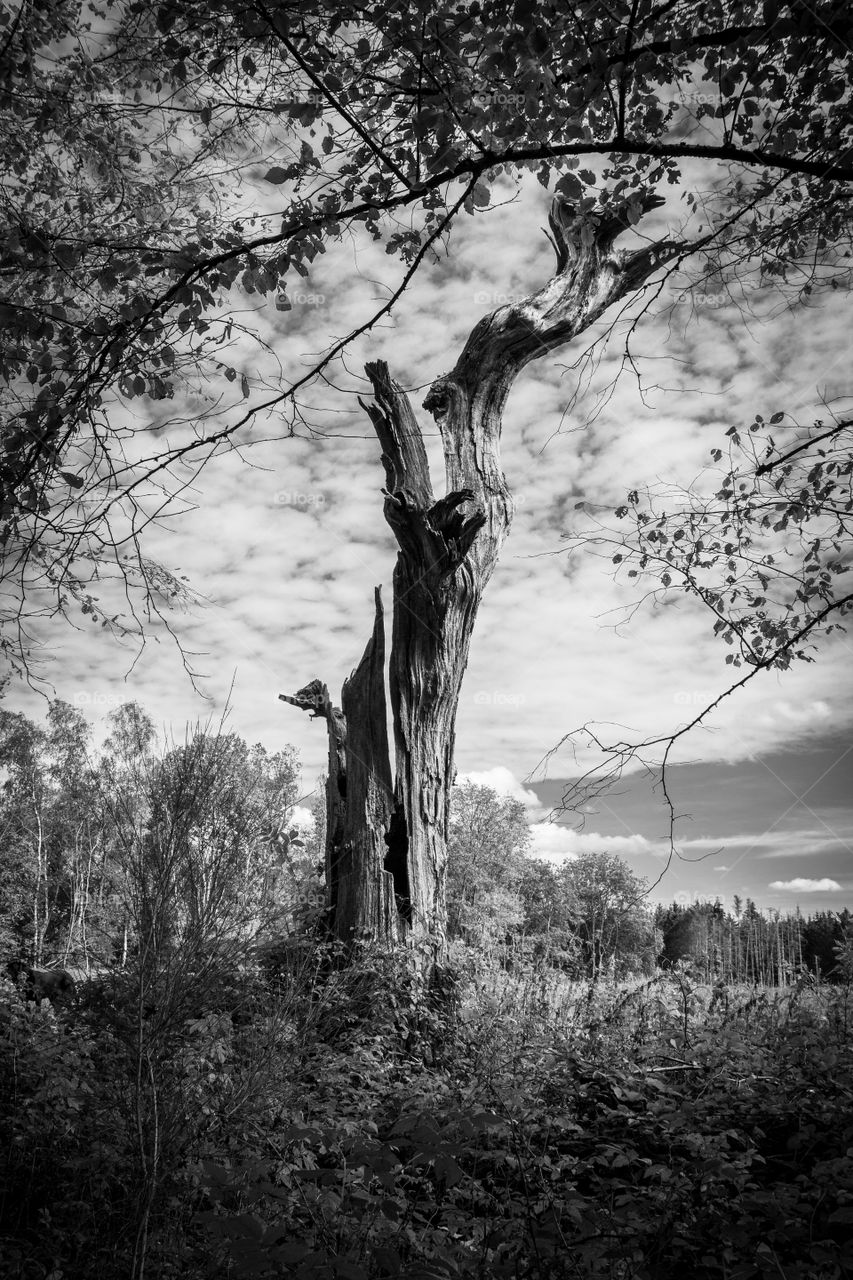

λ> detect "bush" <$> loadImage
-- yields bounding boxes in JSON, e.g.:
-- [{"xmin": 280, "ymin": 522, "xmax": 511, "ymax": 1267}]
[{"xmin": 2, "ymin": 951, "xmax": 852, "ymax": 1279}]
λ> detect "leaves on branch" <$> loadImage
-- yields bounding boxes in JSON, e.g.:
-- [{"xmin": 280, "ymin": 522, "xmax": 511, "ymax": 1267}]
[
  {"xmin": 1, "ymin": 0, "xmax": 851, "ymax": 678},
  {"xmin": 590, "ymin": 413, "xmax": 853, "ymax": 672}
]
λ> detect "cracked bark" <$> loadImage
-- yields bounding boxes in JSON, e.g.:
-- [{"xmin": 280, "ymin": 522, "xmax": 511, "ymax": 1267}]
[{"xmin": 281, "ymin": 196, "xmax": 680, "ymax": 957}]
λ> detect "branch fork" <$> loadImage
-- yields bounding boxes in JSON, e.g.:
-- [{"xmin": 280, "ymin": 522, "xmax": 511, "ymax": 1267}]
[{"xmin": 280, "ymin": 193, "xmax": 684, "ymax": 949}]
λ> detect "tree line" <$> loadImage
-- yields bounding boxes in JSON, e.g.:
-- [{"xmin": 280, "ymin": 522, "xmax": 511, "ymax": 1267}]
[
  {"xmin": 0, "ymin": 700, "xmax": 318, "ymax": 974},
  {"xmin": 446, "ymin": 781, "xmax": 853, "ymax": 984},
  {"xmin": 2, "ymin": 699, "xmax": 848, "ymax": 988},
  {"xmin": 656, "ymin": 897, "xmax": 853, "ymax": 986}
]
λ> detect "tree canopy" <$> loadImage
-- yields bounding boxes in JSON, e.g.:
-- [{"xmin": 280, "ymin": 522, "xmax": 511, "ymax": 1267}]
[{"xmin": 3, "ymin": 0, "xmax": 852, "ymax": 679}]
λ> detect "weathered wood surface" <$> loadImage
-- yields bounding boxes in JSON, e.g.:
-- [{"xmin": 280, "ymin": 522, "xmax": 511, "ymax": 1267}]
[{"xmin": 281, "ymin": 197, "xmax": 679, "ymax": 953}]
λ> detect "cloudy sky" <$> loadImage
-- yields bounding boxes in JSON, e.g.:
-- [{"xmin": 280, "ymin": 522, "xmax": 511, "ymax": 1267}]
[{"xmin": 8, "ymin": 175, "xmax": 852, "ymax": 913}]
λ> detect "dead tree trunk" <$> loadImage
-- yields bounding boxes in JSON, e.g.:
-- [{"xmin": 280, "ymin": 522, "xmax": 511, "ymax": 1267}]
[{"xmin": 282, "ymin": 195, "xmax": 677, "ymax": 958}]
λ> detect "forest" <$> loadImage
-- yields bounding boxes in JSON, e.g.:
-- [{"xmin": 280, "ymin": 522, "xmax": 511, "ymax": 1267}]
[{"xmin": 2, "ymin": 0, "xmax": 853, "ymax": 1276}]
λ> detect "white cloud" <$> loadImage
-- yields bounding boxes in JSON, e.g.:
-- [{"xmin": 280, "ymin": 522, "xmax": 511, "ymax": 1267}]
[
  {"xmin": 641, "ymin": 828, "xmax": 853, "ymax": 859},
  {"xmin": 455, "ymin": 766, "xmax": 540, "ymax": 808},
  {"xmin": 771, "ymin": 699, "xmax": 833, "ymax": 724},
  {"xmin": 6, "ymin": 173, "xmax": 853, "ymax": 800},
  {"xmin": 291, "ymin": 806, "xmax": 316, "ymax": 829},
  {"xmin": 527, "ymin": 824, "xmax": 579, "ymax": 861},
  {"xmin": 528, "ymin": 824, "xmax": 658, "ymax": 863},
  {"xmin": 769, "ymin": 877, "xmax": 842, "ymax": 893},
  {"xmin": 750, "ymin": 828, "xmax": 853, "ymax": 857},
  {"xmin": 525, "ymin": 825, "xmax": 853, "ymax": 869}
]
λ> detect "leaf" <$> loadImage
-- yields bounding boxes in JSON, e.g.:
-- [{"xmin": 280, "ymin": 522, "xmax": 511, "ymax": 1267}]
[
  {"xmin": 59, "ymin": 471, "xmax": 85, "ymax": 489},
  {"xmin": 372, "ymin": 1246, "xmax": 402, "ymax": 1275},
  {"xmin": 332, "ymin": 1261, "xmax": 369, "ymax": 1279},
  {"xmin": 829, "ymin": 1208, "xmax": 853, "ymax": 1224},
  {"xmin": 433, "ymin": 1153, "xmax": 464, "ymax": 1186},
  {"xmin": 274, "ymin": 1242, "xmax": 312, "ymax": 1263},
  {"xmin": 472, "ymin": 1111, "xmax": 504, "ymax": 1129},
  {"xmin": 555, "ymin": 172, "xmax": 583, "ymax": 201},
  {"xmin": 230, "ymin": 1212, "xmax": 265, "ymax": 1239},
  {"xmin": 241, "ymin": 375, "xmax": 250, "ymax": 399},
  {"xmin": 263, "ymin": 167, "xmax": 289, "ymax": 184}
]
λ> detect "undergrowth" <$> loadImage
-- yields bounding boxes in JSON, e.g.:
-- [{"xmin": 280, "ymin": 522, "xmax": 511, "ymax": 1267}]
[{"xmin": 1, "ymin": 951, "xmax": 851, "ymax": 1279}]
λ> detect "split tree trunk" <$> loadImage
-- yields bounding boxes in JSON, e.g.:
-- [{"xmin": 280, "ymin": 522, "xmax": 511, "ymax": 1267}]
[{"xmin": 281, "ymin": 195, "xmax": 677, "ymax": 959}]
